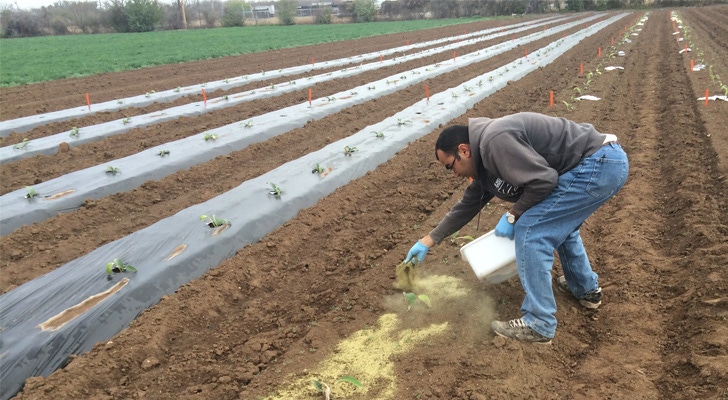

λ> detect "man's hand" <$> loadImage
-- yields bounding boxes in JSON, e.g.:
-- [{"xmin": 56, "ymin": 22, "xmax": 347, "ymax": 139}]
[
  {"xmin": 405, "ymin": 240, "xmax": 430, "ymax": 264},
  {"xmin": 494, "ymin": 212, "xmax": 515, "ymax": 240}
]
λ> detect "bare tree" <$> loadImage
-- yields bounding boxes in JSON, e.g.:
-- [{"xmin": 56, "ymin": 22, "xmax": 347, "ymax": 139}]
[{"xmin": 177, "ymin": 0, "xmax": 187, "ymax": 28}]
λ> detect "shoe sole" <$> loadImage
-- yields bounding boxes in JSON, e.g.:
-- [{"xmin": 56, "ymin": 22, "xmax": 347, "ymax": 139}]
[{"xmin": 492, "ymin": 330, "xmax": 552, "ymax": 345}]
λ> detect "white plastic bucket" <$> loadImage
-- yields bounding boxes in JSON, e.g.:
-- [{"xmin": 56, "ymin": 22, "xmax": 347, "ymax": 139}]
[{"xmin": 459, "ymin": 230, "xmax": 518, "ymax": 283}]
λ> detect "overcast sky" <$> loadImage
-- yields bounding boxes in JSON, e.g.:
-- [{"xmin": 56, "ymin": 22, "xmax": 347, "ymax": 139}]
[{"xmin": 1, "ymin": 0, "xmax": 179, "ymax": 11}]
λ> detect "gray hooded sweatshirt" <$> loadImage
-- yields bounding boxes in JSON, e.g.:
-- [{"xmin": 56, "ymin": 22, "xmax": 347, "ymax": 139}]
[{"xmin": 428, "ymin": 112, "xmax": 609, "ymax": 244}]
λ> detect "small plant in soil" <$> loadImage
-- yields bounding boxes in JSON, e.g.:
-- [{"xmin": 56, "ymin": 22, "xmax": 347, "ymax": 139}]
[
  {"xmin": 343, "ymin": 146, "xmax": 358, "ymax": 156},
  {"xmin": 117, "ymin": 99, "xmax": 124, "ymax": 104},
  {"xmin": 69, "ymin": 127, "xmax": 80, "ymax": 138},
  {"xmin": 562, "ymin": 101, "xmax": 575, "ymax": 112},
  {"xmin": 373, "ymin": 131, "xmax": 384, "ymax": 138},
  {"xmin": 105, "ymin": 166, "xmax": 121, "ymax": 175},
  {"xmin": 157, "ymin": 149, "xmax": 170, "ymax": 157},
  {"xmin": 223, "ymin": 95, "xmax": 229, "ymax": 101},
  {"xmin": 200, "ymin": 214, "xmax": 230, "ymax": 228},
  {"xmin": 368, "ymin": 85, "xmax": 376, "ymax": 90},
  {"xmin": 403, "ymin": 292, "xmax": 432, "ymax": 311},
  {"xmin": 326, "ymin": 96, "xmax": 336, "ymax": 102},
  {"xmin": 25, "ymin": 186, "xmax": 39, "ymax": 199},
  {"xmin": 396, "ymin": 118, "xmax": 412, "ymax": 126},
  {"xmin": 449, "ymin": 230, "xmax": 475, "ymax": 246},
  {"xmin": 311, "ymin": 376, "xmax": 362, "ymax": 400},
  {"xmin": 204, "ymin": 133, "xmax": 217, "ymax": 141},
  {"xmin": 312, "ymin": 163, "xmax": 324, "ymax": 174},
  {"xmin": 350, "ymin": 91, "xmax": 358, "ymax": 95},
  {"xmin": 106, "ymin": 258, "xmax": 137, "ymax": 275},
  {"xmin": 13, "ymin": 138, "xmax": 29, "ymax": 150},
  {"xmin": 268, "ymin": 182, "xmax": 283, "ymax": 197},
  {"xmin": 122, "ymin": 118, "xmax": 131, "ymax": 125},
  {"xmin": 174, "ymin": 86, "xmax": 181, "ymax": 92},
  {"xmin": 242, "ymin": 120, "xmax": 253, "ymax": 128}
]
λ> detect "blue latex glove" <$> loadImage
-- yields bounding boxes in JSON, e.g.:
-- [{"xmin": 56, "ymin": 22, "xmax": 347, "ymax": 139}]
[
  {"xmin": 405, "ymin": 240, "xmax": 430, "ymax": 264},
  {"xmin": 494, "ymin": 212, "xmax": 515, "ymax": 240}
]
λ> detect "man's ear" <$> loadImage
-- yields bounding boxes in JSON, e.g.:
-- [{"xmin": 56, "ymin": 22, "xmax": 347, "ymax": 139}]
[{"xmin": 458, "ymin": 144, "xmax": 471, "ymax": 157}]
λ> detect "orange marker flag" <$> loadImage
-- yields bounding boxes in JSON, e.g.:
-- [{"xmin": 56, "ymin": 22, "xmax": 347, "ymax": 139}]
[
  {"xmin": 425, "ymin": 85, "xmax": 430, "ymax": 101},
  {"xmin": 85, "ymin": 93, "xmax": 91, "ymax": 111},
  {"xmin": 705, "ymin": 90, "xmax": 709, "ymax": 107},
  {"xmin": 311, "ymin": 57, "xmax": 314, "ymax": 66},
  {"xmin": 453, "ymin": 51, "xmax": 456, "ymax": 61},
  {"xmin": 580, "ymin": 63, "xmax": 584, "ymax": 76},
  {"xmin": 379, "ymin": 54, "xmax": 383, "ymax": 62},
  {"xmin": 202, "ymin": 88, "xmax": 207, "ymax": 106},
  {"xmin": 308, "ymin": 88, "xmax": 312, "ymax": 107},
  {"xmin": 549, "ymin": 91, "xmax": 554, "ymax": 107},
  {"xmin": 690, "ymin": 59, "xmax": 694, "ymax": 71}
]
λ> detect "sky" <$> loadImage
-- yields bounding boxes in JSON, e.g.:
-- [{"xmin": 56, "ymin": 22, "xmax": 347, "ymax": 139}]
[{"xmin": 0, "ymin": 0, "xmax": 178, "ymax": 11}]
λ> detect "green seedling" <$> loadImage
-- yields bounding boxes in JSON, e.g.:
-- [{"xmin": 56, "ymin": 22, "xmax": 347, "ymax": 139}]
[
  {"xmin": 290, "ymin": 80, "xmax": 296, "ymax": 85},
  {"xmin": 451, "ymin": 92, "xmax": 459, "ymax": 98},
  {"xmin": 311, "ymin": 163, "xmax": 324, "ymax": 174},
  {"xmin": 343, "ymin": 146, "xmax": 358, "ymax": 156},
  {"xmin": 403, "ymin": 292, "xmax": 432, "ymax": 311},
  {"xmin": 157, "ymin": 149, "xmax": 170, "ymax": 157},
  {"xmin": 200, "ymin": 214, "xmax": 230, "ymax": 227},
  {"xmin": 373, "ymin": 131, "xmax": 385, "ymax": 138},
  {"xmin": 69, "ymin": 127, "xmax": 80, "ymax": 138},
  {"xmin": 269, "ymin": 83, "xmax": 276, "ymax": 90},
  {"xmin": 449, "ymin": 230, "xmax": 475, "ymax": 245},
  {"xmin": 462, "ymin": 85, "xmax": 473, "ymax": 92},
  {"xmin": 122, "ymin": 117, "xmax": 131, "ymax": 125},
  {"xmin": 13, "ymin": 138, "xmax": 29, "ymax": 149},
  {"xmin": 350, "ymin": 91, "xmax": 358, "ymax": 95},
  {"xmin": 396, "ymin": 118, "xmax": 412, "ymax": 126},
  {"xmin": 268, "ymin": 182, "xmax": 283, "ymax": 197},
  {"xmin": 311, "ymin": 376, "xmax": 363, "ymax": 400},
  {"xmin": 326, "ymin": 96, "xmax": 336, "ymax": 102},
  {"xmin": 224, "ymin": 78, "xmax": 229, "ymax": 83},
  {"xmin": 477, "ymin": 80, "xmax": 484, "ymax": 87},
  {"xmin": 721, "ymin": 84, "xmax": 728, "ymax": 96},
  {"xmin": 145, "ymin": 91, "xmax": 152, "ymax": 98},
  {"xmin": 223, "ymin": 95, "xmax": 229, "ymax": 100},
  {"xmin": 117, "ymin": 99, "xmax": 124, "ymax": 104},
  {"xmin": 488, "ymin": 76, "xmax": 494, "ymax": 82},
  {"xmin": 562, "ymin": 101, "xmax": 574, "ymax": 112},
  {"xmin": 174, "ymin": 86, "xmax": 181, "ymax": 92},
  {"xmin": 204, "ymin": 133, "xmax": 217, "ymax": 141},
  {"xmin": 399, "ymin": 75, "xmax": 407, "ymax": 79},
  {"xmin": 573, "ymin": 87, "xmax": 582, "ymax": 95},
  {"xmin": 25, "ymin": 186, "xmax": 38, "ymax": 199},
  {"xmin": 242, "ymin": 120, "xmax": 253, "ymax": 128},
  {"xmin": 368, "ymin": 85, "xmax": 376, "ymax": 90},
  {"xmin": 105, "ymin": 166, "xmax": 121, "ymax": 175},
  {"xmin": 106, "ymin": 258, "xmax": 137, "ymax": 275}
]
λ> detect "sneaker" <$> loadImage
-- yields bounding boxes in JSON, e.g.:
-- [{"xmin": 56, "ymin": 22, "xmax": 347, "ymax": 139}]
[
  {"xmin": 555, "ymin": 276, "xmax": 602, "ymax": 309},
  {"xmin": 491, "ymin": 318, "xmax": 552, "ymax": 344}
]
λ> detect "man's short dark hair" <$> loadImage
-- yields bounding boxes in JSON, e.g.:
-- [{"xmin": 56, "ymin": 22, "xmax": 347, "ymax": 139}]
[{"xmin": 435, "ymin": 125, "xmax": 469, "ymax": 160}]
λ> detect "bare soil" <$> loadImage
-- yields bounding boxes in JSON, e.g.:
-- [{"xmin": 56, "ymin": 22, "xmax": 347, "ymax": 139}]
[{"xmin": 2, "ymin": 8, "xmax": 727, "ymax": 400}]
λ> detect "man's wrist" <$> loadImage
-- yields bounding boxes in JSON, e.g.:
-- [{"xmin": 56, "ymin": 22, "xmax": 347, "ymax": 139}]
[{"xmin": 506, "ymin": 210, "xmax": 519, "ymax": 224}]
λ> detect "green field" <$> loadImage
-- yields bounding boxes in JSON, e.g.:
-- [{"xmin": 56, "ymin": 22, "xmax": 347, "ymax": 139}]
[{"xmin": 0, "ymin": 18, "xmax": 489, "ymax": 87}]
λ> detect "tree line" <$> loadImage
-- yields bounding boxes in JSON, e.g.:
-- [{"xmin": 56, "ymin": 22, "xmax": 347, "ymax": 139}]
[{"xmin": 1, "ymin": 0, "xmax": 725, "ymax": 38}]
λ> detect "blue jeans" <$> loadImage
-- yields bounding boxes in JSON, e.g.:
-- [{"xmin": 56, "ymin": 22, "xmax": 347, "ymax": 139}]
[{"xmin": 513, "ymin": 143, "xmax": 628, "ymax": 338}]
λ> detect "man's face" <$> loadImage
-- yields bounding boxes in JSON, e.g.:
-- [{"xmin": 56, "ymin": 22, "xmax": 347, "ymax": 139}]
[{"xmin": 436, "ymin": 144, "xmax": 475, "ymax": 179}]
